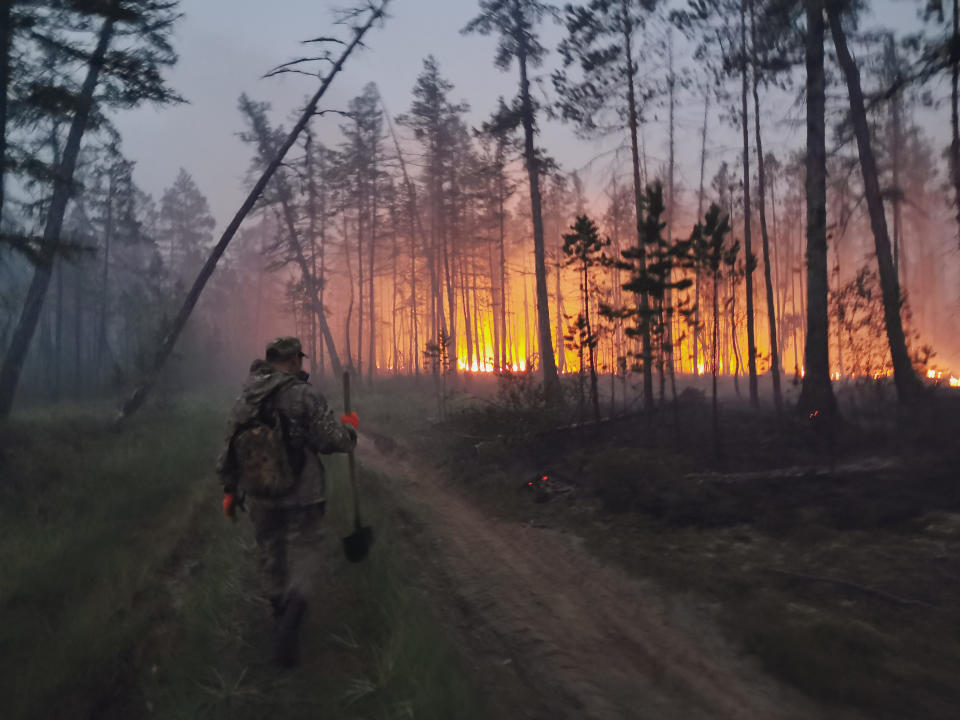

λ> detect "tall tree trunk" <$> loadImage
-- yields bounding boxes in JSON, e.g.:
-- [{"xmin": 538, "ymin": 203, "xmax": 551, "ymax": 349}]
[
  {"xmin": 694, "ymin": 92, "xmax": 709, "ymax": 376},
  {"xmin": 73, "ymin": 263, "xmax": 82, "ymax": 397},
  {"xmin": 274, "ymin": 188, "xmax": 343, "ymax": 377},
  {"xmin": 797, "ymin": 0, "xmax": 836, "ymax": 416},
  {"xmin": 0, "ymin": 11, "xmax": 116, "ymax": 417},
  {"xmin": 390, "ymin": 195, "xmax": 399, "ymax": 374},
  {"xmin": 382, "ymin": 104, "xmax": 423, "ymax": 377},
  {"xmin": 497, "ymin": 150, "xmax": 508, "ymax": 370},
  {"xmin": 0, "ymin": 0, "xmax": 11, "ymax": 226},
  {"xmin": 343, "ymin": 213, "xmax": 354, "ymax": 369},
  {"xmin": 730, "ymin": 274, "xmax": 742, "ymax": 397},
  {"xmin": 305, "ymin": 128, "xmax": 320, "ymax": 377},
  {"xmin": 115, "ymin": 4, "xmax": 383, "ymax": 421},
  {"xmin": 952, "ymin": 0, "xmax": 960, "ymax": 246},
  {"xmin": 827, "ymin": 3, "xmax": 921, "ymax": 403},
  {"xmin": 666, "ymin": 31, "xmax": 678, "ymax": 405},
  {"xmin": 584, "ymin": 264, "xmax": 600, "ymax": 422},
  {"xmin": 889, "ymin": 43, "xmax": 903, "ymax": 286},
  {"xmin": 740, "ymin": 0, "xmax": 759, "ymax": 407},
  {"xmin": 54, "ymin": 261, "xmax": 63, "ymax": 401},
  {"xmin": 555, "ymin": 236, "xmax": 565, "ymax": 373},
  {"xmin": 488, "ymin": 237, "xmax": 501, "ymax": 371},
  {"xmin": 750, "ymin": 2, "xmax": 783, "ymax": 413},
  {"xmin": 356, "ymin": 164, "xmax": 364, "ymax": 379},
  {"xmin": 712, "ymin": 265, "xmax": 722, "ymax": 460},
  {"xmin": 516, "ymin": 37, "xmax": 561, "ymax": 404},
  {"xmin": 96, "ymin": 171, "xmax": 114, "ymax": 389},
  {"xmin": 621, "ymin": 0, "xmax": 654, "ymax": 411},
  {"xmin": 368, "ymin": 155, "xmax": 377, "ymax": 382}
]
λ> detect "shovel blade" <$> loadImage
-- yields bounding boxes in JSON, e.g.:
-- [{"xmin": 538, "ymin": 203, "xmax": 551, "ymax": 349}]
[{"xmin": 342, "ymin": 524, "xmax": 374, "ymax": 563}]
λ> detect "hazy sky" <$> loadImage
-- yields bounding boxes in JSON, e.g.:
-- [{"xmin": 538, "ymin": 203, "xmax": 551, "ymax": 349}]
[{"xmin": 112, "ymin": 0, "xmax": 943, "ymax": 232}]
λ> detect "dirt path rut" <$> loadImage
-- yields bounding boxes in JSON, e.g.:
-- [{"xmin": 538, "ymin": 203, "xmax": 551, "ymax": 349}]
[{"xmin": 359, "ymin": 437, "xmax": 830, "ymax": 720}]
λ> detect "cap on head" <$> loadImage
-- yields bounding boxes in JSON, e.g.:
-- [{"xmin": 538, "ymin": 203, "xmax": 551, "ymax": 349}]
[{"xmin": 266, "ymin": 336, "xmax": 307, "ymax": 363}]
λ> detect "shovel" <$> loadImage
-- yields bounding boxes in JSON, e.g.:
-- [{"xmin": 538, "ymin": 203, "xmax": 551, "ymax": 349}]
[{"xmin": 341, "ymin": 371, "xmax": 373, "ymax": 563}]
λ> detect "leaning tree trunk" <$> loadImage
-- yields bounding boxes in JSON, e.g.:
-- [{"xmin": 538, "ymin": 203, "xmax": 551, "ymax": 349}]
[
  {"xmin": 740, "ymin": 0, "xmax": 759, "ymax": 407},
  {"xmin": 827, "ymin": 3, "xmax": 921, "ymax": 404},
  {"xmin": 751, "ymin": 2, "xmax": 783, "ymax": 414},
  {"xmin": 797, "ymin": 0, "xmax": 837, "ymax": 417},
  {"xmin": 517, "ymin": 43, "xmax": 561, "ymax": 405},
  {"xmin": 0, "ymin": 12, "xmax": 116, "ymax": 418},
  {"xmin": 114, "ymin": 3, "xmax": 385, "ymax": 423}
]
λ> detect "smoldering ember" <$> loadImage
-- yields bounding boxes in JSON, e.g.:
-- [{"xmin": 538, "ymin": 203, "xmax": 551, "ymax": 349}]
[{"xmin": 2, "ymin": 1, "xmax": 960, "ymax": 718}]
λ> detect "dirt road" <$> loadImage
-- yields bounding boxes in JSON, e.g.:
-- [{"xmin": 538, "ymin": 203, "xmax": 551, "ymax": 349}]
[{"xmin": 359, "ymin": 437, "xmax": 835, "ymax": 720}]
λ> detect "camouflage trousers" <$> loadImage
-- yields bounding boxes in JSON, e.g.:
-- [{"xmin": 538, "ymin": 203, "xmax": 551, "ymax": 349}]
[{"xmin": 248, "ymin": 501, "xmax": 325, "ymax": 614}]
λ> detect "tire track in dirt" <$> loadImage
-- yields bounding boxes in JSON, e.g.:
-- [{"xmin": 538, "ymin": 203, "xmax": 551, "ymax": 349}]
[{"xmin": 359, "ymin": 435, "xmax": 840, "ymax": 720}]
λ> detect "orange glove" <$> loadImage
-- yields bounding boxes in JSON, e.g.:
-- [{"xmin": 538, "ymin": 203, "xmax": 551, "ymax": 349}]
[
  {"xmin": 341, "ymin": 411, "xmax": 359, "ymax": 430},
  {"xmin": 223, "ymin": 493, "xmax": 237, "ymax": 520}
]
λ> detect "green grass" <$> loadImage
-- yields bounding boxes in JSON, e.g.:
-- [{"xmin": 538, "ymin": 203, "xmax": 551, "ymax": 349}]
[
  {"xmin": 0, "ymin": 397, "xmax": 225, "ymax": 720},
  {"xmin": 0, "ymin": 394, "xmax": 491, "ymax": 720},
  {"xmin": 140, "ymin": 455, "xmax": 495, "ymax": 720}
]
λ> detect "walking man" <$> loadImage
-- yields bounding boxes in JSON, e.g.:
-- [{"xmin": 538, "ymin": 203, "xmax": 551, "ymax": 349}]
[{"xmin": 216, "ymin": 336, "xmax": 358, "ymax": 666}]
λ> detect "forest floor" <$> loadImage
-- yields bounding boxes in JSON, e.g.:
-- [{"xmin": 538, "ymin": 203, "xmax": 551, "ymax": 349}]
[{"xmin": 3, "ymin": 377, "xmax": 959, "ymax": 720}]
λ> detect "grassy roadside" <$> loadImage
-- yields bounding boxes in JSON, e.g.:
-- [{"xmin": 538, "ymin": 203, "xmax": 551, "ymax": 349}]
[{"xmin": 0, "ymin": 395, "xmax": 491, "ymax": 720}]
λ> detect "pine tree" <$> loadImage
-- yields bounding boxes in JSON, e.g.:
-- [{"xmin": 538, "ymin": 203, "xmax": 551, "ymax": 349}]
[
  {"xmin": 554, "ymin": 0, "xmax": 657, "ymax": 411},
  {"xmin": 0, "ymin": 0, "xmax": 182, "ymax": 418},
  {"xmin": 826, "ymin": 1, "xmax": 922, "ymax": 404},
  {"xmin": 797, "ymin": 0, "xmax": 836, "ymax": 418},
  {"xmin": 156, "ymin": 169, "xmax": 214, "ymax": 285},
  {"xmin": 463, "ymin": 0, "xmax": 562, "ymax": 406},
  {"xmin": 689, "ymin": 203, "xmax": 733, "ymax": 460},
  {"xmin": 562, "ymin": 214, "xmax": 610, "ymax": 422}
]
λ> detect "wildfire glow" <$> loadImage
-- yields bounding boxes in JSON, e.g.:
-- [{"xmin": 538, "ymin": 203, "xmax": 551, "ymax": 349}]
[{"xmin": 950, "ymin": 376, "xmax": 959, "ymax": 388}]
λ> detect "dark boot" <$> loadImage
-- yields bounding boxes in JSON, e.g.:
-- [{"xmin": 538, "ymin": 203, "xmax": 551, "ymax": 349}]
[{"xmin": 274, "ymin": 591, "xmax": 307, "ymax": 668}]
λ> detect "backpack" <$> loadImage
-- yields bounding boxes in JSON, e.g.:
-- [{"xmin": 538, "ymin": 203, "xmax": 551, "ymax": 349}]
[{"xmin": 231, "ymin": 385, "xmax": 298, "ymax": 498}]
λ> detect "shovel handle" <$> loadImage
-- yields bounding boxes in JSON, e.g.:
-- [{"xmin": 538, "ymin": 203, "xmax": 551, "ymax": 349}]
[{"xmin": 343, "ymin": 372, "xmax": 360, "ymax": 525}]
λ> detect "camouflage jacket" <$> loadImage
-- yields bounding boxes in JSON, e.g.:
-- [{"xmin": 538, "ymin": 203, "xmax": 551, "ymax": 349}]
[{"xmin": 216, "ymin": 359, "xmax": 355, "ymax": 508}]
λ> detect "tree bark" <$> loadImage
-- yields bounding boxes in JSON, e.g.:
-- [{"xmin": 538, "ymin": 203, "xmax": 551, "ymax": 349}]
[
  {"xmin": 952, "ymin": 0, "xmax": 960, "ymax": 246},
  {"xmin": 114, "ymin": 3, "xmax": 384, "ymax": 422},
  {"xmin": 515, "ymin": 18, "xmax": 561, "ymax": 405},
  {"xmin": 383, "ymin": 104, "xmax": 423, "ymax": 376},
  {"xmin": 694, "ymin": 92, "xmax": 709, "ymax": 375},
  {"xmin": 367, "ymin": 152, "xmax": 377, "ymax": 382},
  {"xmin": 621, "ymin": 0, "xmax": 654, "ymax": 411},
  {"xmin": 0, "ymin": 11, "xmax": 116, "ymax": 417},
  {"xmin": 95, "ymin": 169, "xmax": 115, "ymax": 388},
  {"xmin": 750, "ymin": 2, "xmax": 783, "ymax": 414},
  {"xmin": 0, "ymin": 0, "xmax": 11, "ymax": 226},
  {"xmin": 797, "ymin": 0, "xmax": 836, "ymax": 417},
  {"xmin": 827, "ymin": 2, "xmax": 921, "ymax": 404},
  {"xmin": 740, "ymin": 0, "xmax": 759, "ymax": 407},
  {"xmin": 666, "ymin": 30, "xmax": 678, "ymax": 404}
]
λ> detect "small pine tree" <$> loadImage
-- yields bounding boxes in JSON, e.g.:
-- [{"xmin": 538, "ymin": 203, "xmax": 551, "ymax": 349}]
[{"xmin": 561, "ymin": 214, "xmax": 610, "ymax": 422}]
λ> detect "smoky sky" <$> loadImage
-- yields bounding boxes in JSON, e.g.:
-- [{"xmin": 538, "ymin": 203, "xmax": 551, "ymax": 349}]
[{"xmin": 112, "ymin": 0, "xmax": 942, "ymax": 234}]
